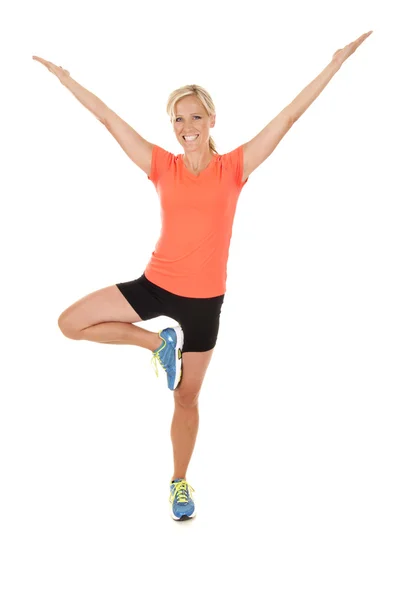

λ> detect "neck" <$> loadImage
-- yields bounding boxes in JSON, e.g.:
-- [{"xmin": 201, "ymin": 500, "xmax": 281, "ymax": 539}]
[{"xmin": 183, "ymin": 147, "xmax": 213, "ymax": 171}]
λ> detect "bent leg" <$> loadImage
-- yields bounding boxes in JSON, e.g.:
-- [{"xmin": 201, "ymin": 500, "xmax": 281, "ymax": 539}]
[{"xmin": 58, "ymin": 284, "xmax": 161, "ymax": 351}]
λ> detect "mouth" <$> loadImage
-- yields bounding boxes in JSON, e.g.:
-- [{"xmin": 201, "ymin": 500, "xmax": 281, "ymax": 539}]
[{"xmin": 182, "ymin": 135, "xmax": 199, "ymax": 143}]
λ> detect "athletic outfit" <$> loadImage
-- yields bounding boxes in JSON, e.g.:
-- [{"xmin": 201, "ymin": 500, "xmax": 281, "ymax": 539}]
[
  {"xmin": 116, "ymin": 143, "xmax": 249, "ymax": 352},
  {"xmin": 116, "ymin": 143, "xmax": 249, "ymax": 520}
]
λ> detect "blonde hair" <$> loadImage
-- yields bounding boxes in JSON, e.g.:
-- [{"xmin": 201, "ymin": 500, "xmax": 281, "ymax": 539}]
[{"xmin": 167, "ymin": 84, "xmax": 217, "ymax": 154}]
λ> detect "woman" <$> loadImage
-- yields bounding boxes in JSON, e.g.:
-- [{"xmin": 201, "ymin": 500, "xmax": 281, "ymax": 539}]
[{"xmin": 32, "ymin": 30, "xmax": 372, "ymax": 521}]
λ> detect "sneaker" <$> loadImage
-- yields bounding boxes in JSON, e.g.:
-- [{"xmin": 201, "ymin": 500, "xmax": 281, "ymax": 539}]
[
  {"xmin": 151, "ymin": 326, "xmax": 183, "ymax": 391},
  {"xmin": 170, "ymin": 478, "xmax": 196, "ymax": 520}
]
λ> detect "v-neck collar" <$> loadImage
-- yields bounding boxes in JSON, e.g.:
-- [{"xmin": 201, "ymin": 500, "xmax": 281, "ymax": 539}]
[{"xmin": 179, "ymin": 153, "xmax": 218, "ymax": 180}]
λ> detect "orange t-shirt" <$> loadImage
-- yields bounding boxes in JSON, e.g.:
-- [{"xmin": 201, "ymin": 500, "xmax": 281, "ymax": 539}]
[{"xmin": 144, "ymin": 144, "xmax": 249, "ymax": 298}]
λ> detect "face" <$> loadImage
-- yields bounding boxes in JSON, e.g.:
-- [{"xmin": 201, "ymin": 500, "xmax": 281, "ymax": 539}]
[{"xmin": 173, "ymin": 95, "xmax": 215, "ymax": 152}]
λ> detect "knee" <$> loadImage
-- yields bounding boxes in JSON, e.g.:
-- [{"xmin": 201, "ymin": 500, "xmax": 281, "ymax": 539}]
[
  {"xmin": 58, "ymin": 314, "xmax": 81, "ymax": 340},
  {"xmin": 173, "ymin": 388, "xmax": 200, "ymax": 408}
]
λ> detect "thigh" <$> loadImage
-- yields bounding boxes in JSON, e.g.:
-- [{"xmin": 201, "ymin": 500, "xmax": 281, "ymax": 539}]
[
  {"xmin": 58, "ymin": 272, "xmax": 169, "ymax": 335},
  {"xmin": 58, "ymin": 284, "xmax": 144, "ymax": 335}
]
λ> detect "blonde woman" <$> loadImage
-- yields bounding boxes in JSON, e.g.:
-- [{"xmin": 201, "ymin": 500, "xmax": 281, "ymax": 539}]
[{"xmin": 32, "ymin": 30, "xmax": 372, "ymax": 521}]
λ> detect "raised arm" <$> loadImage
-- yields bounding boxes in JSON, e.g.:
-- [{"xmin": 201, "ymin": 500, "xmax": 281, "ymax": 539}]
[
  {"xmin": 32, "ymin": 56, "xmax": 153, "ymax": 176},
  {"xmin": 242, "ymin": 31, "xmax": 373, "ymax": 182}
]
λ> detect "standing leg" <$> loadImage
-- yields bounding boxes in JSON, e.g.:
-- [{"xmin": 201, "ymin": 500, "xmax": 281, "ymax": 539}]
[{"xmin": 171, "ymin": 349, "xmax": 214, "ymax": 481}]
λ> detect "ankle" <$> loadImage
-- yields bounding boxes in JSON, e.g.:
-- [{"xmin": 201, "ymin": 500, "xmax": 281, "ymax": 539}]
[{"xmin": 151, "ymin": 332, "xmax": 163, "ymax": 353}]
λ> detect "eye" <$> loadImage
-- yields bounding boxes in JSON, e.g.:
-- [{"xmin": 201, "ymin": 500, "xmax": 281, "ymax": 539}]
[{"xmin": 175, "ymin": 116, "xmax": 201, "ymax": 122}]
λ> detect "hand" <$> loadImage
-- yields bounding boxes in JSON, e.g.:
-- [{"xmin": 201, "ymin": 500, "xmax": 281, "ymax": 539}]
[
  {"xmin": 332, "ymin": 31, "xmax": 373, "ymax": 67},
  {"xmin": 32, "ymin": 56, "xmax": 70, "ymax": 81}
]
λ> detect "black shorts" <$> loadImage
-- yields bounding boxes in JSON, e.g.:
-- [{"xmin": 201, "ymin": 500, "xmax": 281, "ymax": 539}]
[{"xmin": 116, "ymin": 274, "xmax": 225, "ymax": 353}]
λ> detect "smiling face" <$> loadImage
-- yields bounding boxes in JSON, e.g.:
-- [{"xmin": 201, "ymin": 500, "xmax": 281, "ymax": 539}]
[{"xmin": 173, "ymin": 95, "xmax": 216, "ymax": 153}]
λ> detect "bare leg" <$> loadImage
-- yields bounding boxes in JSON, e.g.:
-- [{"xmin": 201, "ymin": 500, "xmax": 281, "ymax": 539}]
[
  {"xmin": 58, "ymin": 285, "xmax": 162, "ymax": 351},
  {"xmin": 171, "ymin": 400, "xmax": 199, "ymax": 481},
  {"xmin": 170, "ymin": 350, "xmax": 214, "ymax": 481},
  {"xmin": 75, "ymin": 322, "xmax": 161, "ymax": 351}
]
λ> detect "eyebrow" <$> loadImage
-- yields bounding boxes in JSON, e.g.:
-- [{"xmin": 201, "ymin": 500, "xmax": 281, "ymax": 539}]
[{"xmin": 175, "ymin": 112, "xmax": 201, "ymax": 116}]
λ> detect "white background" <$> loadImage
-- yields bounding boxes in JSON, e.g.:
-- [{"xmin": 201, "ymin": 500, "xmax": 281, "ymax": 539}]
[{"xmin": 1, "ymin": 0, "xmax": 400, "ymax": 598}]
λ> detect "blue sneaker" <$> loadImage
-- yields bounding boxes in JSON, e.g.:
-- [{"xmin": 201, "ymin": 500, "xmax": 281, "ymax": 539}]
[
  {"xmin": 170, "ymin": 479, "xmax": 196, "ymax": 520},
  {"xmin": 151, "ymin": 326, "xmax": 183, "ymax": 391}
]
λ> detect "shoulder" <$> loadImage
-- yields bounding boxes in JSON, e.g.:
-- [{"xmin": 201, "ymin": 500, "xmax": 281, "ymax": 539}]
[
  {"xmin": 217, "ymin": 145, "xmax": 247, "ymax": 186},
  {"xmin": 148, "ymin": 145, "xmax": 178, "ymax": 182}
]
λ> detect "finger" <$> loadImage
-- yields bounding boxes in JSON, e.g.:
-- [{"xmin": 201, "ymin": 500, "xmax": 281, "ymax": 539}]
[
  {"xmin": 356, "ymin": 33, "xmax": 371, "ymax": 48},
  {"xmin": 33, "ymin": 56, "xmax": 49, "ymax": 66},
  {"xmin": 351, "ymin": 33, "xmax": 369, "ymax": 50},
  {"xmin": 358, "ymin": 31, "xmax": 373, "ymax": 43}
]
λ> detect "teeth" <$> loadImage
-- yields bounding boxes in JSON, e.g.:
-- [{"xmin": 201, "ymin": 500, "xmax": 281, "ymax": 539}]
[{"xmin": 184, "ymin": 135, "xmax": 198, "ymax": 141}]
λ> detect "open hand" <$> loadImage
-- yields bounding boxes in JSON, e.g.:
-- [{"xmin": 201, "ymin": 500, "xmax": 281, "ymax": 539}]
[
  {"xmin": 332, "ymin": 31, "xmax": 373, "ymax": 67},
  {"xmin": 32, "ymin": 56, "xmax": 70, "ymax": 81}
]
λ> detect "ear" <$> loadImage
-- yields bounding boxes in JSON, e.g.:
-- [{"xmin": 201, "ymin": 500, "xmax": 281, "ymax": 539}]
[{"xmin": 210, "ymin": 115, "xmax": 216, "ymax": 128}]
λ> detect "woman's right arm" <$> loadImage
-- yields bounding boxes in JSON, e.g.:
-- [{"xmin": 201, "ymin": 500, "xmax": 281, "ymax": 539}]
[
  {"xmin": 32, "ymin": 58, "xmax": 153, "ymax": 176},
  {"xmin": 62, "ymin": 75, "xmax": 153, "ymax": 177},
  {"xmin": 60, "ymin": 74, "xmax": 110, "ymax": 124}
]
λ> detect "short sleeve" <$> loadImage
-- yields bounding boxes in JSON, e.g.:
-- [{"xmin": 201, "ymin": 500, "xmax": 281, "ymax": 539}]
[
  {"xmin": 147, "ymin": 144, "xmax": 175, "ymax": 184},
  {"xmin": 223, "ymin": 145, "xmax": 249, "ymax": 188}
]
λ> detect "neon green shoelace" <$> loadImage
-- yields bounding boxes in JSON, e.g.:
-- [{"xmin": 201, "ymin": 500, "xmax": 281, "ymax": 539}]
[
  {"xmin": 171, "ymin": 480, "xmax": 195, "ymax": 503},
  {"xmin": 150, "ymin": 336, "xmax": 166, "ymax": 378}
]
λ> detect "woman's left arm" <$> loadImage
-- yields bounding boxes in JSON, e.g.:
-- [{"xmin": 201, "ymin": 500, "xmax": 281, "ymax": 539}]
[{"xmin": 242, "ymin": 31, "xmax": 373, "ymax": 181}]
